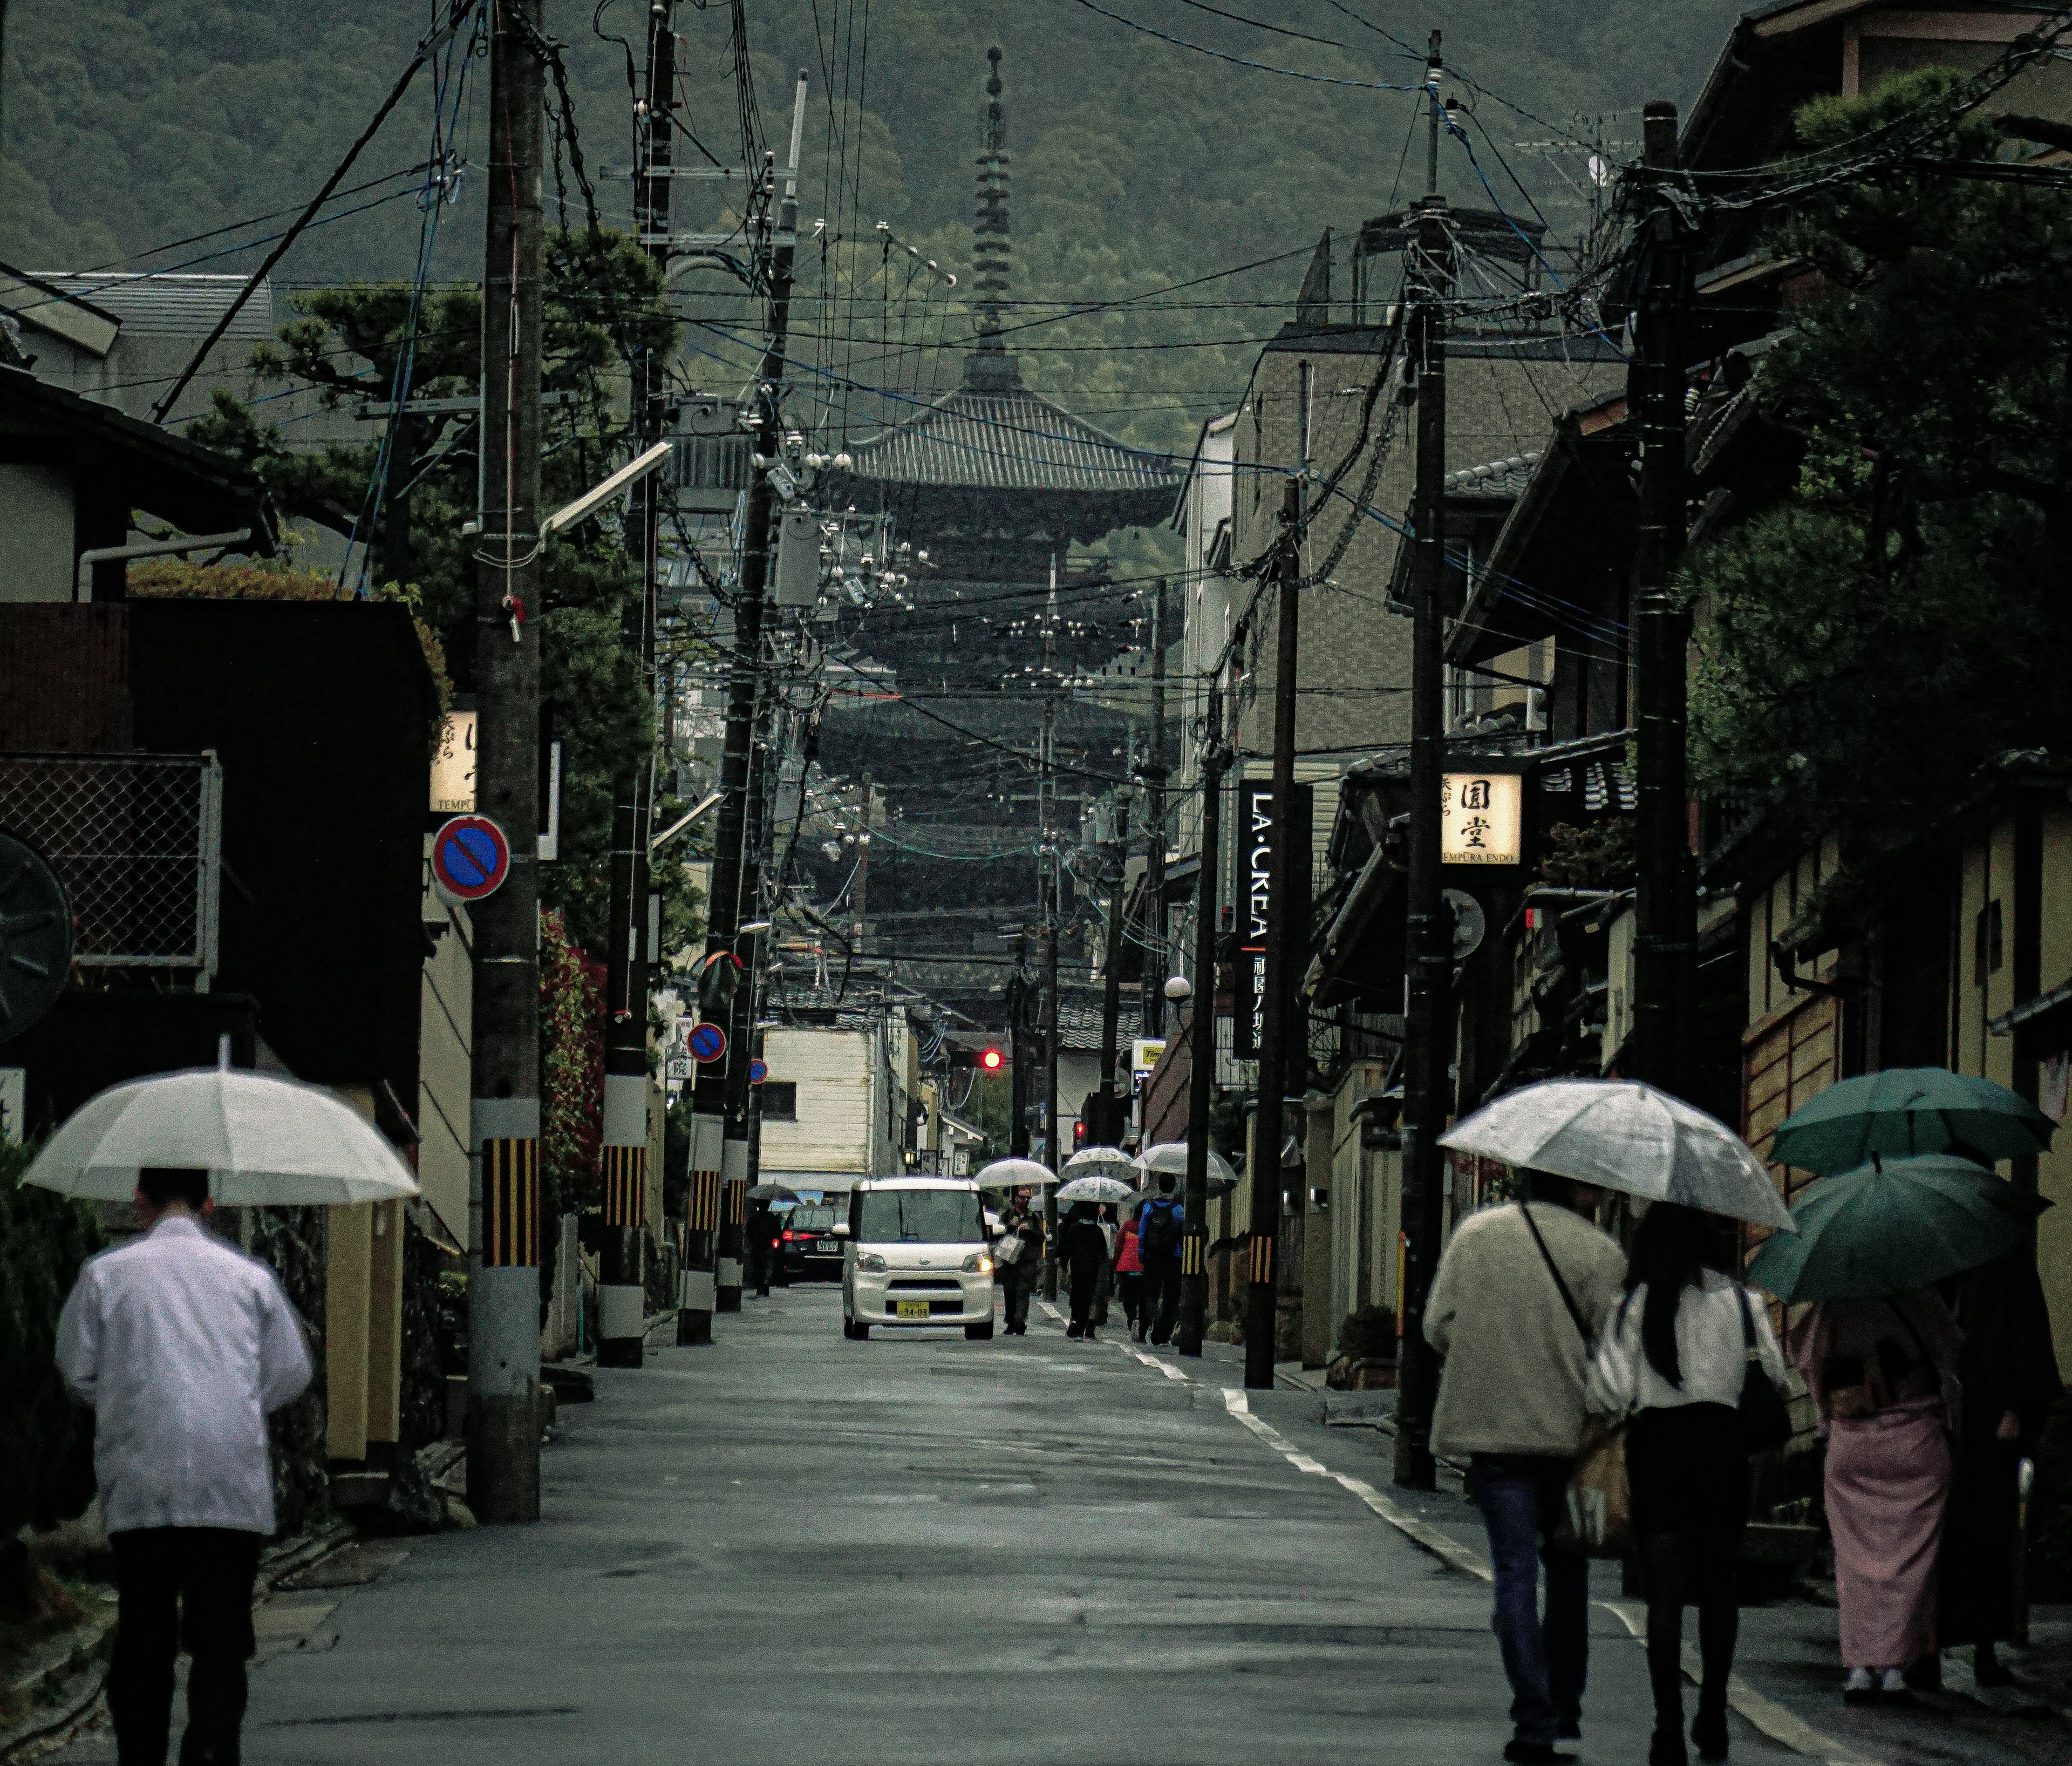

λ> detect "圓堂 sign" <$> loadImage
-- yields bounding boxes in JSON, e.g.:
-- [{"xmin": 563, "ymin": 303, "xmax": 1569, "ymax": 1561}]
[
  {"xmin": 431, "ymin": 814, "xmax": 512, "ymax": 900},
  {"xmin": 688, "ymin": 1020, "xmax": 728, "ymax": 1063},
  {"xmin": 1235, "ymin": 780, "xmax": 1312, "ymax": 1061},
  {"xmin": 1441, "ymin": 772, "xmax": 1522, "ymax": 866}
]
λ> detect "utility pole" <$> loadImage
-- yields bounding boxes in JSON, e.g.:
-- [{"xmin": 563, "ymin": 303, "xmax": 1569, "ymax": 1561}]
[
  {"xmin": 1141, "ymin": 576, "xmax": 1169, "ymax": 1040},
  {"xmin": 1040, "ymin": 692, "xmax": 1062, "ymax": 1300},
  {"xmin": 597, "ymin": 0, "xmax": 675, "ymax": 1370},
  {"xmin": 1176, "ymin": 673, "xmax": 1226, "ymax": 1357},
  {"xmin": 1095, "ymin": 778, "xmax": 1131, "ymax": 1143},
  {"xmin": 466, "ymin": 0, "xmax": 546, "ymax": 1524},
  {"xmin": 1630, "ymin": 99, "xmax": 1695, "ymax": 1101},
  {"xmin": 1244, "ymin": 363, "xmax": 1310, "ymax": 1391},
  {"xmin": 1009, "ymin": 940, "xmax": 1032, "ymax": 1158},
  {"xmin": 1394, "ymin": 32, "xmax": 1453, "ymax": 1491},
  {"xmin": 682, "ymin": 70, "xmax": 809, "ymax": 1343}
]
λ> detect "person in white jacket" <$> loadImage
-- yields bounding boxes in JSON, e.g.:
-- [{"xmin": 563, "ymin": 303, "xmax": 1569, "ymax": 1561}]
[
  {"xmin": 57, "ymin": 1166, "xmax": 311, "ymax": 1766},
  {"xmin": 1586, "ymin": 1202, "xmax": 1791, "ymax": 1766}
]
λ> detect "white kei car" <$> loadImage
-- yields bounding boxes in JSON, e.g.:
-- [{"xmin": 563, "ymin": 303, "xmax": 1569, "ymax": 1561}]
[{"xmin": 841, "ymin": 1177, "xmax": 996, "ymax": 1340}]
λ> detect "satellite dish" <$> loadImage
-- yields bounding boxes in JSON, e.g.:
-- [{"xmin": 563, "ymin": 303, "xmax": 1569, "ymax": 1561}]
[
  {"xmin": 0, "ymin": 830, "xmax": 73, "ymax": 1042},
  {"xmin": 1442, "ymin": 887, "xmax": 1486, "ymax": 961}
]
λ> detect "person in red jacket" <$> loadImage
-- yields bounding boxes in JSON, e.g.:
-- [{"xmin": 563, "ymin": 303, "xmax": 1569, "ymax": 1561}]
[{"xmin": 1113, "ymin": 1214, "xmax": 1146, "ymax": 1340}]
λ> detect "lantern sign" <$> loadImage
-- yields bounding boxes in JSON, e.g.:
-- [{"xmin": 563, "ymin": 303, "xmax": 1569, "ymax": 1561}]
[
  {"xmin": 1441, "ymin": 773, "xmax": 1522, "ymax": 866},
  {"xmin": 688, "ymin": 1020, "xmax": 728, "ymax": 1063}
]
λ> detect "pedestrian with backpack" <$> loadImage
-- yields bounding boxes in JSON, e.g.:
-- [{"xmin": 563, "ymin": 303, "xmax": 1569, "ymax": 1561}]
[{"xmin": 1135, "ymin": 1173, "xmax": 1184, "ymax": 1346}]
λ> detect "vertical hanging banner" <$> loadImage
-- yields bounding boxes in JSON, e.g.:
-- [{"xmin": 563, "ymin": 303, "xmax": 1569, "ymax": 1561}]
[{"xmin": 1233, "ymin": 780, "xmax": 1311, "ymax": 1062}]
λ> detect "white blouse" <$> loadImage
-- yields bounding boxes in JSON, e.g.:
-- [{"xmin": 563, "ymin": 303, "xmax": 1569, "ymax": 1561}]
[{"xmin": 1585, "ymin": 1268, "xmax": 1792, "ymax": 1416}]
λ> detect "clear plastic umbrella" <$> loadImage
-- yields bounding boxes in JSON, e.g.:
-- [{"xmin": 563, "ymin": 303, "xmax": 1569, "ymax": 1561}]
[
  {"xmin": 1440, "ymin": 1077, "xmax": 1795, "ymax": 1231},
  {"xmin": 1057, "ymin": 1174, "xmax": 1136, "ymax": 1204},
  {"xmin": 22, "ymin": 1063, "xmax": 419, "ymax": 1205},
  {"xmin": 1064, "ymin": 1145, "xmax": 1136, "ymax": 1179},
  {"xmin": 974, "ymin": 1157, "xmax": 1057, "ymax": 1189},
  {"xmin": 1134, "ymin": 1141, "xmax": 1237, "ymax": 1185}
]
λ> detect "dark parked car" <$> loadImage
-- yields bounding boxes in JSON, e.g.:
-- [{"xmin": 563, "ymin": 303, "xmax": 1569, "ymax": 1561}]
[{"xmin": 780, "ymin": 1205, "xmax": 847, "ymax": 1279}]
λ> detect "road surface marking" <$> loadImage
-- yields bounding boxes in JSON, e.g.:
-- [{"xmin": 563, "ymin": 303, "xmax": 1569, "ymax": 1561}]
[{"xmin": 1215, "ymin": 1389, "xmax": 1880, "ymax": 1766}]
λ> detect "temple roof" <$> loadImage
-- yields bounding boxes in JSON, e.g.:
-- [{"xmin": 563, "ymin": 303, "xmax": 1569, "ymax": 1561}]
[{"xmin": 840, "ymin": 384, "xmax": 1183, "ymax": 500}]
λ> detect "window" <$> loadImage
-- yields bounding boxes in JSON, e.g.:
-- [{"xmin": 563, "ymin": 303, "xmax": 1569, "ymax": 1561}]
[
  {"xmin": 786, "ymin": 1205, "xmax": 836, "ymax": 1233},
  {"xmin": 1975, "ymin": 900, "xmax": 2004, "ymax": 986},
  {"xmin": 759, "ymin": 1082, "xmax": 797, "ymax": 1121},
  {"xmin": 853, "ymin": 1188, "xmax": 985, "ymax": 1244}
]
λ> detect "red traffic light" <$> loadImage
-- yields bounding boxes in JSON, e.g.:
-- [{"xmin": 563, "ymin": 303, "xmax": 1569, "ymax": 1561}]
[{"xmin": 979, "ymin": 1047, "xmax": 1004, "ymax": 1072}]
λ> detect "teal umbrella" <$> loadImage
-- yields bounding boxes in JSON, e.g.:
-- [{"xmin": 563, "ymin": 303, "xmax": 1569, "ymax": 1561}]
[
  {"xmin": 1744, "ymin": 1154, "xmax": 2028, "ymax": 1302},
  {"xmin": 1769, "ymin": 1068, "xmax": 2054, "ymax": 1174}
]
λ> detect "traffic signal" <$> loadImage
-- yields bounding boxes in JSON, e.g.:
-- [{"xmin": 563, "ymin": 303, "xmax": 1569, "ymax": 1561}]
[
  {"xmin": 979, "ymin": 1047, "xmax": 1004, "ymax": 1072},
  {"xmin": 1072, "ymin": 1116, "xmax": 1088, "ymax": 1150}
]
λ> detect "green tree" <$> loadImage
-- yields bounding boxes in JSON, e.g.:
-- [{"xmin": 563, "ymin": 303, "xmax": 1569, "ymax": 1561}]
[
  {"xmin": 0, "ymin": 1140, "xmax": 101, "ymax": 1612},
  {"xmin": 192, "ymin": 230, "xmax": 697, "ymax": 951},
  {"xmin": 1685, "ymin": 72, "xmax": 2071, "ymax": 875}
]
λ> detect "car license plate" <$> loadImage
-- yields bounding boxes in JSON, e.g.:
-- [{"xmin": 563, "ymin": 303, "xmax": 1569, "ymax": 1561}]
[
  {"xmin": 895, "ymin": 1300, "xmax": 932, "ymax": 1320},
  {"xmin": 815, "ymin": 1239, "xmax": 840, "ymax": 1253}
]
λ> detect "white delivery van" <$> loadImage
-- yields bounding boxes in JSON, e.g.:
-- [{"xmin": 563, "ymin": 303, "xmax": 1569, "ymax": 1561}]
[{"xmin": 841, "ymin": 1176, "xmax": 994, "ymax": 1341}]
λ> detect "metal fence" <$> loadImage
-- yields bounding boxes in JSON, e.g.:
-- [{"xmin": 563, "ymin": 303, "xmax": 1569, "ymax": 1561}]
[{"xmin": 0, "ymin": 751, "xmax": 222, "ymax": 982}]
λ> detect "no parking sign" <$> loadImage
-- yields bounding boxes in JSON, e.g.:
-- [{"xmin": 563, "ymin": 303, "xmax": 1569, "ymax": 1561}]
[
  {"xmin": 689, "ymin": 1021, "xmax": 727, "ymax": 1063},
  {"xmin": 431, "ymin": 815, "xmax": 512, "ymax": 901}
]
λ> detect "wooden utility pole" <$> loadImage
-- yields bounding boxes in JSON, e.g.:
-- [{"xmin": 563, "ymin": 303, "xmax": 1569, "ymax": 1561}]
[
  {"xmin": 1095, "ymin": 778, "xmax": 1131, "ymax": 1144},
  {"xmin": 466, "ymin": 0, "xmax": 547, "ymax": 1524},
  {"xmin": 596, "ymin": 0, "xmax": 675, "ymax": 1369},
  {"xmin": 1040, "ymin": 688, "xmax": 1062, "ymax": 1300},
  {"xmin": 1394, "ymin": 31, "xmax": 1453, "ymax": 1492},
  {"xmin": 1630, "ymin": 99, "xmax": 1695, "ymax": 1099},
  {"xmin": 683, "ymin": 71, "xmax": 809, "ymax": 1342},
  {"xmin": 1244, "ymin": 368, "xmax": 1309, "ymax": 1390},
  {"xmin": 1175, "ymin": 672, "xmax": 1226, "ymax": 1357},
  {"xmin": 1141, "ymin": 576, "xmax": 1169, "ymax": 1040}
]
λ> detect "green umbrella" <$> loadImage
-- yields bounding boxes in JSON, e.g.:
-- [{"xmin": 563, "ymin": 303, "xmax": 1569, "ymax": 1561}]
[
  {"xmin": 1744, "ymin": 1154, "xmax": 2028, "ymax": 1302},
  {"xmin": 1768, "ymin": 1067, "xmax": 2054, "ymax": 1174}
]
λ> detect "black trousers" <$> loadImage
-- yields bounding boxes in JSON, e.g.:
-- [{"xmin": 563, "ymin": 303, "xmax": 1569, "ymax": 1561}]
[
  {"xmin": 110, "ymin": 1527, "xmax": 263, "ymax": 1766},
  {"xmin": 1143, "ymin": 1260, "xmax": 1182, "ymax": 1343},
  {"xmin": 1626, "ymin": 1404, "xmax": 1749, "ymax": 1739},
  {"xmin": 1001, "ymin": 1263, "xmax": 1035, "ymax": 1330}
]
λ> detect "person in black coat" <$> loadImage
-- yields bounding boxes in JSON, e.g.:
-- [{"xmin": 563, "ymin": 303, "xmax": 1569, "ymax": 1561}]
[
  {"xmin": 1061, "ymin": 1202, "xmax": 1108, "ymax": 1341},
  {"xmin": 1938, "ymin": 1235, "xmax": 2062, "ymax": 1683}
]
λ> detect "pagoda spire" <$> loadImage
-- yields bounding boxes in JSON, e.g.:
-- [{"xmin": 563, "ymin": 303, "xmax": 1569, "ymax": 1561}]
[{"xmin": 966, "ymin": 45, "xmax": 1021, "ymax": 392}]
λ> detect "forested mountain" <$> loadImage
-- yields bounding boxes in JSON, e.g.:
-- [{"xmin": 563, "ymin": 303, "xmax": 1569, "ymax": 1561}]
[{"xmin": 4, "ymin": 0, "xmax": 1743, "ymax": 456}]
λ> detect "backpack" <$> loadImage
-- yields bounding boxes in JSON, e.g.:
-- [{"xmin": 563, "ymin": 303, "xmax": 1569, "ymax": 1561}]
[{"xmin": 1140, "ymin": 1197, "xmax": 1181, "ymax": 1262}]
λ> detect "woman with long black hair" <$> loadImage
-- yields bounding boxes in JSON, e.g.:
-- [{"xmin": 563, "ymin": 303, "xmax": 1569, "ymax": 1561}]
[{"xmin": 1586, "ymin": 1203, "xmax": 1791, "ymax": 1766}]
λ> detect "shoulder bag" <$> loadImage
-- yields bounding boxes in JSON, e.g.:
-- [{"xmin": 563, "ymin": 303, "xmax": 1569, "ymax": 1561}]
[
  {"xmin": 1735, "ymin": 1286, "xmax": 1794, "ymax": 1453},
  {"xmin": 1519, "ymin": 1204, "xmax": 1631, "ymax": 1559}
]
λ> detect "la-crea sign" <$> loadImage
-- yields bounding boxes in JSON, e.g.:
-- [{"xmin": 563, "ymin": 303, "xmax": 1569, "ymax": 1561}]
[{"xmin": 1441, "ymin": 771, "xmax": 1522, "ymax": 866}]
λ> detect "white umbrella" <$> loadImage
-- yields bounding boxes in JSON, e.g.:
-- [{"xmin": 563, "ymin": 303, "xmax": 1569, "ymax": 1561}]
[
  {"xmin": 1439, "ymin": 1078, "xmax": 1794, "ymax": 1231},
  {"xmin": 22, "ymin": 1064, "xmax": 420, "ymax": 1206},
  {"xmin": 974, "ymin": 1156, "xmax": 1057, "ymax": 1190},
  {"xmin": 1057, "ymin": 1174, "xmax": 1136, "ymax": 1204},
  {"xmin": 1063, "ymin": 1145, "xmax": 1136, "ymax": 1179},
  {"xmin": 1134, "ymin": 1140, "xmax": 1237, "ymax": 1185}
]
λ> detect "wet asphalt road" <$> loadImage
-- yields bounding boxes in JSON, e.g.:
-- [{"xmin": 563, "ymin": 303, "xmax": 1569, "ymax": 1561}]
[{"xmin": 51, "ymin": 1282, "xmax": 1816, "ymax": 1766}]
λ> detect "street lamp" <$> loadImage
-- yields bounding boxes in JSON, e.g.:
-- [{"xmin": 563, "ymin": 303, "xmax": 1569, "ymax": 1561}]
[{"xmin": 1163, "ymin": 974, "xmax": 1192, "ymax": 1004}]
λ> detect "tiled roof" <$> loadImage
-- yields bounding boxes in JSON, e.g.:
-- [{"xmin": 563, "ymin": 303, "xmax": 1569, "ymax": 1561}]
[
  {"xmin": 842, "ymin": 386, "xmax": 1183, "ymax": 497},
  {"xmin": 1443, "ymin": 450, "xmax": 1542, "ymax": 499},
  {"xmin": 26, "ymin": 273, "xmax": 277, "ymax": 340},
  {"xmin": 1057, "ymin": 995, "xmax": 1143, "ymax": 1052}
]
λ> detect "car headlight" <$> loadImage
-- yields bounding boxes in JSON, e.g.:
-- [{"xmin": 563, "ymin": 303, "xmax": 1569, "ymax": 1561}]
[
  {"xmin": 961, "ymin": 1251, "xmax": 992, "ymax": 1274},
  {"xmin": 855, "ymin": 1252, "xmax": 888, "ymax": 1273}
]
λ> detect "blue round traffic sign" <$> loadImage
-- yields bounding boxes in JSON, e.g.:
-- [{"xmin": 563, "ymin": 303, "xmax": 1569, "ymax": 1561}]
[
  {"xmin": 689, "ymin": 1021, "xmax": 728, "ymax": 1063},
  {"xmin": 431, "ymin": 815, "xmax": 511, "ymax": 901},
  {"xmin": 749, "ymin": 1058, "xmax": 768, "ymax": 1085}
]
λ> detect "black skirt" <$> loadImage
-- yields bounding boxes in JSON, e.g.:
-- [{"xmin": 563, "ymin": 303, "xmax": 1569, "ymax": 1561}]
[{"xmin": 1626, "ymin": 1402, "xmax": 1750, "ymax": 1546}]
